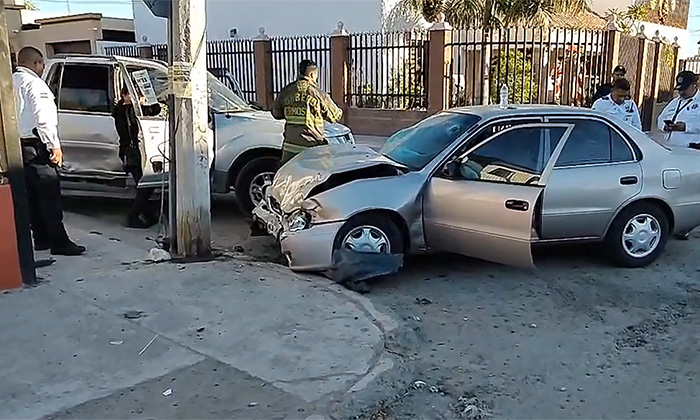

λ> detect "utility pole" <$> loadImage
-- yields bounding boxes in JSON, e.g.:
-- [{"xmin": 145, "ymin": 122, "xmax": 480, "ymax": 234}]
[
  {"xmin": 0, "ymin": 5, "xmax": 36, "ymax": 285},
  {"xmin": 168, "ymin": 0, "xmax": 211, "ymax": 257}
]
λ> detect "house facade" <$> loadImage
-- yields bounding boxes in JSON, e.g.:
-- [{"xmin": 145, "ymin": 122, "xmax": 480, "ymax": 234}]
[{"xmin": 133, "ymin": 0, "xmax": 402, "ymax": 45}]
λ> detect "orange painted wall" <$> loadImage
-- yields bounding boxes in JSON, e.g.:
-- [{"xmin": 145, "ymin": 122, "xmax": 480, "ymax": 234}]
[{"xmin": 0, "ymin": 184, "xmax": 23, "ymax": 290}]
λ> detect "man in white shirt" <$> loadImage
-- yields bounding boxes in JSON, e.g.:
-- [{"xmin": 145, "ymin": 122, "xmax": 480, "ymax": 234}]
[
  {"xmin": 657, "ymin": 70, "xmax": 700, "ymax": 241},
  {"xmin": 592, "ymin": 78, "xmax": 642, "ymax": 130},
  {"xmin": 13, "ymin": 46, "xmax": 85, "ymax": 256},
  {"xmin": 657, "ymin": 71, "xmax": 700, "ymax": 147}
]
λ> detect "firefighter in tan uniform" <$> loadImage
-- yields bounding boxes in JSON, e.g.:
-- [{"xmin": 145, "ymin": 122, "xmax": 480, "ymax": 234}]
[{"xmin": 272, "ymin": 59, "xmax": 343, "ymax": 165}]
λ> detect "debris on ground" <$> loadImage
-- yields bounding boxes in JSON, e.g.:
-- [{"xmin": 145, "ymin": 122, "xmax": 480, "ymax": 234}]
[
  {"xmin": 412, "ymin": 380, "xmax": 427, "ymax": 390},
  {"xmin": 89, "ymin": 230, "xmax": 102, "ymax": 235},
  {"xmin": 248, "ymin": 402, "xmax": 258, "ymax": 407},
  {"xmin": 123, "ymin": 310, "xmax": 144, "ymax": 319},
  {"xmin": 325, "ymin": 249, "xmax": 403, "ymax": 293},
  {"xmin": 138, "ymin": 334, "xmax": 158, "ymax": 356},
  {"xmin": 162, "ymin": 388, "xmax": 172, "ymax": 397},
  {"xmin": 453, "ymin": 395, "xmax": 493, "ymax": 419},
  {"xmin": 75, "ymin": 278, "xmax": 84, "ymax": 282},
  {"xmin": 233, "ymin": 245, "xmax": 245, "ymax": 253},
  {"xmin": 530, "ymin": 323, "xmax": 538, "ymax": 328},
  {"xmin": 109, "ymin": 340, "xmax": 123, "ymax": 346},
  {"xmin": 145, "ymin": 248, "xmax": 171, "ymax": 262},
  {"xmin": 196, "ymin": 326, "xmax": 206, "ymax": 333},
  {"xmin": 415, "ymin": 297, "xmax": 433, "ymax": 305}
]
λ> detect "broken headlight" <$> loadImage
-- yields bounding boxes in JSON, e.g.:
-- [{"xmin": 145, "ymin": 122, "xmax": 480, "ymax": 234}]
[{"xmin": 286, "ymin": 210, "xmax": 311, "ymax": 233}]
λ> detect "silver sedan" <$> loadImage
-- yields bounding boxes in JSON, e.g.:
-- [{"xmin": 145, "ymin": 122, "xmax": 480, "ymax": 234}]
[{"xmin": 253, "ymin": 105, "xmax": 700, "ymax": 271}]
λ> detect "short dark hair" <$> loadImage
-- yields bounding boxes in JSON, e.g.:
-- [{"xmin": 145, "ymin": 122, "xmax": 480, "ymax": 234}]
[
  {"xmin": 613, "ymin": 65, "xmax": 626, "ymax": 75},
  {"xmin": 17, "ymin": 46, "xmax": 43, "ymax": 65},
  {"xmin": 298, "ymin": 59, "xmax": 318, "ymax": 77},
  {"xmin": 612, "ymin": 78, "xmax": 631, "ymax": 91}
]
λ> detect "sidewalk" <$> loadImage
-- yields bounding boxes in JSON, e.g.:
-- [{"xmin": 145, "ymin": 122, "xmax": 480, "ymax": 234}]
[{"xmin": 0, "ymin": 213, "xmax": 397, "ymax": 419}]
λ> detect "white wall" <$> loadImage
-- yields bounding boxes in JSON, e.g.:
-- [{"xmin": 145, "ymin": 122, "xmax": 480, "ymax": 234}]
[
  {"xmin": 591, "ymin": 0, "xmax": 634, "ymax": 15},
  {"xmin": 133, "ymin": 0, "xmax": 384, "ymax": 45}
]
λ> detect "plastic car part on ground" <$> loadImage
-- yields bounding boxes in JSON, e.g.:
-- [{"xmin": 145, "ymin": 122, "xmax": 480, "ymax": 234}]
[{"xmin": 324, "ymin": 249, "xmax": 404, "ymax": 287}]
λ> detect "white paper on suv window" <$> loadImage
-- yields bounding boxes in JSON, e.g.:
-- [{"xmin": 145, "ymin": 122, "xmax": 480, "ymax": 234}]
[{"xmin": 132, "ymin": 70, "xmax": 159, "ymax": 106}]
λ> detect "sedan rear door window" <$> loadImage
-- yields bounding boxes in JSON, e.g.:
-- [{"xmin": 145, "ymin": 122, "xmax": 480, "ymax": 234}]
[{"xmin": 555, "ymin": 120, "xmax": 610, "ymax": 166}]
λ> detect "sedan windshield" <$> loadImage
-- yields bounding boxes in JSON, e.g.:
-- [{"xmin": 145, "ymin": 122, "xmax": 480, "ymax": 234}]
[
  {"xmin": 380, "ymin": 112, "xmax": 481, "ymax": 170},
  {"xmin": 128, "ymin": 66, "xmax": 251, "ymax": 113}
]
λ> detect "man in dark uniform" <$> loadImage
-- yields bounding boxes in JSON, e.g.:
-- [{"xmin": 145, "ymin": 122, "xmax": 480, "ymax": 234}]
[
  {"xmin": 592, "ymin": 65, "xmax": 627, "ymax": 104},
  {"xmin": 12, "ymin": 46, "xmax": 85, "ymax": 256},
  {"xmin": 112, "ymin": 85, "xmax": 161, "ymax": 228},
  {"xmin": 271, "ymin": 59, "xmax": 343, "ymax": 165}
]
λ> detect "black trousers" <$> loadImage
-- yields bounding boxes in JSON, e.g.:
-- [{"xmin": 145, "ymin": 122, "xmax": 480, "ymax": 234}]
[
  {"xmin": 125, "ymin": 165, "xmax": 156, "ymax": 223},
  {"xmin": 20, "ymin": 138, "xmax": 70, "ymax": 248}
]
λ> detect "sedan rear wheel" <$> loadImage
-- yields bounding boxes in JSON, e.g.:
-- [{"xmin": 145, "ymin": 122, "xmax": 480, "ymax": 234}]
[{"xmin": 605, "ymin": 202, "xmax": 669, "ymax": 268}]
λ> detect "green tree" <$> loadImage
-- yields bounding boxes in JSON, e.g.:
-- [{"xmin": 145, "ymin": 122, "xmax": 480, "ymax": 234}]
[
  {"xmin": 387, "ymin": 57, "xmax": 425, "ymax": 109},
  {"xmin": 489, "ymin": 49, "xmax": 537, "ymax": 105},
  {"xmin": 385, "ymin": 0, "xmax": 590, "ymax": 30}
]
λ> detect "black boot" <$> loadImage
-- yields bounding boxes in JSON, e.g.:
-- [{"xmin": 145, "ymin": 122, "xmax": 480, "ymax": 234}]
[{"xmin": 51, "ymin": 240, "xmax": 86, "ymax": 256}]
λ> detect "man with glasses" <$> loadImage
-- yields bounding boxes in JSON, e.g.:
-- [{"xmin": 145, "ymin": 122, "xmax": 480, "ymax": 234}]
[
  {"xmin": 657, "ymin": 70, "xmax": 700, "ymax": 240},
  {"xmin": 592, "ymin": 65, "xmax": 627, "ymax": 104}
]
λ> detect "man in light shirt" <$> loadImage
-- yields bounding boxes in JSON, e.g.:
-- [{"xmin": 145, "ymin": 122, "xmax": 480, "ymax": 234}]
[
  {"xmin": 657, "ymin": 70, "xmax": 700, "ymax": 241},
  {"xmin": 592, "ymin": 78, "xmax": 641, "ymax": 130},
  {"xmin": 13, "ymin": 46, "xmax": 85, "ymax": 256},
  {"xmin": 657, "ymin": 71, "xmax": 700, "ymax": 147}
]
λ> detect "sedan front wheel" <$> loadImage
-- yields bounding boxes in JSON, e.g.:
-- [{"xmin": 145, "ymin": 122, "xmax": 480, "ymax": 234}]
[{"xmin": 605, "ymin": 202, "xmax": 669, "ymax": 268}]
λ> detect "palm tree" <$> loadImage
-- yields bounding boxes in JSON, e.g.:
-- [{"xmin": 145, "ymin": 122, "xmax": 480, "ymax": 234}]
[
  {"xmin": 385, "ymin": 0, "xmax": 590, "ymax": 30},
  {"xmin": 24, "ymin": 0, "xmax": 39, "ymax": 11}
]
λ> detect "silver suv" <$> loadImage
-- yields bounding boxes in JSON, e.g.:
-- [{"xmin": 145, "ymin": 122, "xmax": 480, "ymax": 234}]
[{"xmin": 43, "ymin": 54, "xmax": 355, "ymax": 213}]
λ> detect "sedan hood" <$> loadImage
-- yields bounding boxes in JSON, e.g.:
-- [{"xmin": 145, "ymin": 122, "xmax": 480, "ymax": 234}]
[{"xmin": 270, "ymin": 144, "xmax": 404, "ymax": 214}]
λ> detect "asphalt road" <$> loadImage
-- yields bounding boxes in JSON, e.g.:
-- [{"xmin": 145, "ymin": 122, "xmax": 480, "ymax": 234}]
[
  {"xmin": 62, "ymin": 193, "xmax": 700, "ymax": 420},
  {"xmin": 56, "ymin": 127, "xmax": 700, "ymax": 420}
]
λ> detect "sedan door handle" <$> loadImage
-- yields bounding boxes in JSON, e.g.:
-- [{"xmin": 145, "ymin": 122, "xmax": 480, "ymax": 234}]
[
  {"xmin": 620, "ymin": 176, "xmax": 638, "ymax": 185},
  {"xmin": 505, "ymin": 199, "xmax": 529, "ymax": 212}
]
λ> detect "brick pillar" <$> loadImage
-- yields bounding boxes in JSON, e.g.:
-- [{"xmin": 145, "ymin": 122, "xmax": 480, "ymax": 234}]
[
  {"xmin": 330, "ymin": 21, "xmax": 350, "ymax": 123},
  {"xmin": 253, "ymin": 27, "xmax": 274, "ymax": 110},
  {"xmin": 633, "ymin": 27, "xmax": 648, "ymax": 106},
  {"xmin": 427, "ymin": 22, "xmax": 452, "ymax": 113},
  {"xmin": 604, "ymin": 16, "xmax": 621, "ymax": 82},
  {"xmin": 671, "ymin": 36, "xmax": 681, "ymax": 80}
]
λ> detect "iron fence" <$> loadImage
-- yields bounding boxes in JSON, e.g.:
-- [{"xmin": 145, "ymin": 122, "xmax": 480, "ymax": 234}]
[
  {"xmin": 349, "ymin": 30, "xmax": 429, "ymax": 110},
  {"xmin": 447, "ymin": 27, "xmax": 609, "ymax": 107},
  {"xmin": 270, "ymin": 34, "xmax": 330, "ymax": 96},
  {"xmin": 107, "ymin": 40, "xmax": 256, "ymax": 102},
  {"xmin": 105, "ymin": 44, "xmax": 141, "ymax": 57},
  {"xmin": 682, "ymin": 56, "xmax": 700, "ymax": 74},
  {"xmin": 207, "ymin": 39, "xmax": 256, "ymax": 102}
]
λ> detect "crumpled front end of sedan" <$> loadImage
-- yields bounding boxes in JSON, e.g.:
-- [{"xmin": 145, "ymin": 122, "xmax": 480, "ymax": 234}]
[{"xmin": 252, "ymin": 144, "xmax": 413, "ymax": 271}]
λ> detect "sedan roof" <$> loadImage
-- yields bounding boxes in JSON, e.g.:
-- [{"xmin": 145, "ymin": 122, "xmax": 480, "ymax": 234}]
[{"xmin": 449, "ymin": 105, "xmax": 605, "ymax": 120}]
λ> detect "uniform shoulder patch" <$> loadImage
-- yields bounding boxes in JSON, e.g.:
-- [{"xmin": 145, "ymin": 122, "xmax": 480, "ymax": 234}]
[{"xmin": 601, "ymin": 95, "xmax": 610, "ymax": 100}]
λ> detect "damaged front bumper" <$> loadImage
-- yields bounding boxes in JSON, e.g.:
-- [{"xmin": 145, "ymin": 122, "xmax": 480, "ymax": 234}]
[{"xmin": 252, "ymin": 201, "xmax": 344, "ymax": 272}]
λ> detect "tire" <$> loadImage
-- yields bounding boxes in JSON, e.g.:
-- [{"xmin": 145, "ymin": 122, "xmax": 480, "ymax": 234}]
[
  {"xmin": 604, "ymin": 202, "xmax": 669, "ymax": 268},
  {"xmin": 233, "ymin": 156, "xmax": 279, "ymax": 215},
  {"xmin": 333, "ymin": 213, "xmax": 404, "ymax": 255}
]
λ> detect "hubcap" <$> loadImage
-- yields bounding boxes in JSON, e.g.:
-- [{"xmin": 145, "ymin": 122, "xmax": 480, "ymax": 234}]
[
  {"xmin": 249, "ymin": 172, "xmax": 274, "ymax": 207},
  {"xmin": 342, "ymin": 225, "xmax": 391, "ymax": 254},
  {"xmin": 622, "ymin": 213, "xmax": 661, "ymax": 258}
]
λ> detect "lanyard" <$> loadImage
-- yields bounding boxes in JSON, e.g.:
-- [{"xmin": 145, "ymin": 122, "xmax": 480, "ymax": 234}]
[{"xmin": 671, "ymin": 98, "xmax": 694, "ymax": 123}]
